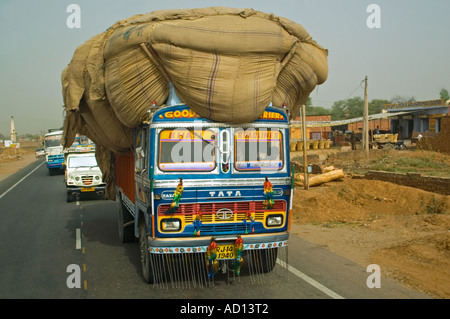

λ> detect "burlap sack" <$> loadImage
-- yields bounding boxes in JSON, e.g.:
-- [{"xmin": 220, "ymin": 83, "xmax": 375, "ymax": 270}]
[
  {"xmin": 105, "ymin": 46, "xmax": 169, "ymax": 128},
  {"xmin": 62, "ymin": 6, "xmax": 328, "ymax": 147}
]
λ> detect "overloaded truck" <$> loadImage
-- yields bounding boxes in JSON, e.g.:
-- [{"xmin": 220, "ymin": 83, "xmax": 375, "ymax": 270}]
[
  {"xmin": 60, "ymin": 7, "xmax": 328, "ymax": 286},
  {"xmin": 115, "ymin": 90, "xmax": 293, "ymax": 285}
]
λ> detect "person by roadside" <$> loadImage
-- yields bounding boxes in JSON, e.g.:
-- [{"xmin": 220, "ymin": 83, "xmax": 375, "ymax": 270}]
[{"xmin": 350, "ymin": 132, "xmax": 360, "ymax": 150}]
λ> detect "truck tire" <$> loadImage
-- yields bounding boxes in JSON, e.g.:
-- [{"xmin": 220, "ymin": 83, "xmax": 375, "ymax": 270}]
[
  {"xmin": 118, "ymin": 199, "xmax": 135, "ymax": 243},
  {"xmin": 139, "ymin": 222, "xmax": 154, "ymax": 284},
  {"xmin": 66, "ymin": 192, "xmax": 72, "ymax": 203},
  {"xmin": 251, "ymin": 248, "xmax": 278, "ymax": 273},
  {"xmin": 261, "ymin": 248, "xmax": 278, "ymax": 273}
]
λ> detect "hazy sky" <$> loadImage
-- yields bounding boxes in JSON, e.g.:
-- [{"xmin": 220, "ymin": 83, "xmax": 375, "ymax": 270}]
[{"xmin": 0, "ymin": 0, "xmax": 449, "ymax": 135}]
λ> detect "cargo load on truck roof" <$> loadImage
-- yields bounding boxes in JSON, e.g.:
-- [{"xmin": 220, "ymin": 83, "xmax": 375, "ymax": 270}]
[{"xmin": 61, "ymin": 7, "xmax": 328, "ymax": 153}]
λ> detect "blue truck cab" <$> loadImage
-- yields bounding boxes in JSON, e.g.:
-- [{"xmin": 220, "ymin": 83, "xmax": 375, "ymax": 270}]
[
  {"xmin": 115, "ymin": 94, "xmax": 293, "ymax": 285},
  {"xmin": 44, "ymin": 130, "xmax": 65, "ymax": 175}
]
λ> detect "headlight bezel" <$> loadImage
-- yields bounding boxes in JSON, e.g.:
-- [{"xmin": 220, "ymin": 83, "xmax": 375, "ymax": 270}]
[
  {"xmin": 160, "ymin": 218, "xmax": 182, "ymax": 232},
  {"xmin": 265, "ymin": 214, "xmax": 284, "ymax": 227}
]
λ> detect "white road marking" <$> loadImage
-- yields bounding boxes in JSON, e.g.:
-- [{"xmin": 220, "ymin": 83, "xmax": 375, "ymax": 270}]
[
  {"xmin": 76, "ymin": 228, "xmax": 82, "ymax": 249},
  {"xmin": 277, "ymin": 259, "xmax": 345, "ymax": 299},
  {"xmin": 0, "ymin": 161, "xmax": 45, "ymax": 199}
]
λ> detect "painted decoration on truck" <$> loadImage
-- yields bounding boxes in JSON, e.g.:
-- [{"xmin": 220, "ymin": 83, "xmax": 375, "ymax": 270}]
[
  {"xmin": 148, "ymin": 240, "xmax": 287, "ymax": 254},
  {"xmin": 152, "ymin": 105, "xmax": 288, "ymax": 123}
]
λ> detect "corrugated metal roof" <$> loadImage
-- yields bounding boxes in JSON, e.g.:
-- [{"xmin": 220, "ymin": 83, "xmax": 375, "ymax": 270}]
[{"xmin": 290, "ymin": 110, "xmax": 421, "ymax": 127}]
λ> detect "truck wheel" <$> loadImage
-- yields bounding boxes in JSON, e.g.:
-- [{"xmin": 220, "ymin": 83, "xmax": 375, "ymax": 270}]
[
  {"xmin": 139, "ymin": 222, "xmax": 154, "ymax": 284},
  {"xmin": 118, "ymin": 199, "xmax": 134, "ymax": 243},
  {"xmin": 66, "ymin": 192, "xmax": 72, "ymax": 203},
  {"xmin": 263, "ymin": 248, "xmax": 278, "ymax": 272},
  {"xmin": 252, "ymin": 248, "xmax": 278, "ymax": 273}
]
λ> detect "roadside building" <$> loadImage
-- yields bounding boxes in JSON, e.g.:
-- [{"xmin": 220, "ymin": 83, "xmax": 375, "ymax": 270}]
[
  {"xmin": 347, "ymin": 118, "xmax": 390, "ymax": 134},
  {"xmin": 290, "ymin": 114, "xmax": 331, "ymax": 140},
  {"xmin": 383, "ymin": 99, "xmax": 449, "ymax": 139}
]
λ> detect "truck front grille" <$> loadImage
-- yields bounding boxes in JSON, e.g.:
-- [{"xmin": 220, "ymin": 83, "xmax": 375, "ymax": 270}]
[{"xmin": 157, "ymin": 201, "xmax": 286, "ymax": 223}]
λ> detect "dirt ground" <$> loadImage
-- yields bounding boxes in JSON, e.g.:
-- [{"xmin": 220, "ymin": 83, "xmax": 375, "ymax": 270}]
[
  {"xmin": 0, "ymin": 142, "xmax": 42, "ymax": 182},
  {"xmin": 291, "ymin": 147, "xmax": 450, "ymax": 299},
  {"xmin": 1, "ymin": 143, "xmax": 449, "ymax": 298}
]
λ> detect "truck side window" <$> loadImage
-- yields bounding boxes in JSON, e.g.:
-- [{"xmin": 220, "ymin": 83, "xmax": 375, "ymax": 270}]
[{"xmin": 135, "ymin": 127, "xmax": 147, "ymax": 173}]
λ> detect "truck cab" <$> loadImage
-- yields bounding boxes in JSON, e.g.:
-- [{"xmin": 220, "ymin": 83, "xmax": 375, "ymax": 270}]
[
  {"xmin": 44, "ymin": 130, "xmax": 65, "ymax": 175},
  {"xmin": 115, "ymin": 97, "xmax": 292, "ymax": 285},
  {"xmin": 65, "ymin": 151, "xmax": 106, "ymax": 202}
]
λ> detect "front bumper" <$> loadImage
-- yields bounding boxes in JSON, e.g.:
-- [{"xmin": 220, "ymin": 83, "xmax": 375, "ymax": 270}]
[
  {"xmin": 67, "ymin": 186, "xmax": 106, "ymax": 197},
  {"xmin": 147, "ymin": 232, "xmax": 289, "ymax": 254},
  {"xmin": 47, "ymin": 162, "xmax": 64, "ymax": 169}
]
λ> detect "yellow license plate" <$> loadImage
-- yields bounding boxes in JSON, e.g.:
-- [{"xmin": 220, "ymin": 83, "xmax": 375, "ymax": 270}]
[
  {"xmin": 216, "ymin": 245, "xmax": 235, "ymax": 260},
  {"xmin": 81, "ymin": 187, "xmax": 95, "ymax": 192}
]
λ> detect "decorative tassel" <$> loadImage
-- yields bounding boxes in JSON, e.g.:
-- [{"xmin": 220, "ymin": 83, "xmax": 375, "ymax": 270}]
[
  {"xmin": 193, "ymin": 215, "xmax": 202, "ymax": 237},
  {"xmin": 263, "ymin": 176, "xmax": 274, "ymax": 209},
  {"xmin": 205, "ymin": 239, "xmax": 218, "ymax": 279},
  {"xmin": 234, "ymin": 236, "xmax": 244, "ymax": 276},
  {"xmin": 164, "ymin": 178, "xmax": 183, "ymax": 215},
  {"xmin": 244, "ymin": 212, "xmax": 255, "ymax": 234}
]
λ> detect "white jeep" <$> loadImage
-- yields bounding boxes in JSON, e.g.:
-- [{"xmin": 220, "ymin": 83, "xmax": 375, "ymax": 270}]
[{"xmin": 65, "ymin": 152, "xmax": 105, "ymax": 202}]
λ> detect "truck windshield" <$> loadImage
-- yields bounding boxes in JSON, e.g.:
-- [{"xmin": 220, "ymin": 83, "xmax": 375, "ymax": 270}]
[
  {"xmin": 44, "ymin": 135, "xmax": 62, "ymax": 148},
  {"xmin": 68, "ymin": 156, "xmax": 98, "ymax": 168},
  {"xmin": 158, "ymin": 128, "xmax": 216, "ymax": 172},
  {"xmin": 234, "ymin": 128, "xmax": 283, "ymax": 171}
]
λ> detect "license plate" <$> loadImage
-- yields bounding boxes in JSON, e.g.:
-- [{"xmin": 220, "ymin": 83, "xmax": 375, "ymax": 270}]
[
  {"xmin": 216, "ymin": 244, "xmax": 235, "ymax": 260},
  {"xmin": 81, "ymin": 187, "xmax": 95, "ymax": 192}
]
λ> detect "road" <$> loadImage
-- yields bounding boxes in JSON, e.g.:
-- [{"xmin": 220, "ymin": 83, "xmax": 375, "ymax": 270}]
[{"xmin": 0, "ymin": 159, "xmax": 430, "ymax": 304}]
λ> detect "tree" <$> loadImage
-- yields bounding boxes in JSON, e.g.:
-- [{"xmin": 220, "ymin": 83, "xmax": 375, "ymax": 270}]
[
  {"xmin": 369, "ymin": 99, "xmax": 390, "ymax": 114},
  {"xmin": 331, "ymin": 97, "xmax": 364, "ymax": 120},
  {"xmin": 306, "ymin": 106, "xmax": 330, "ymax": 116},
  {"xmin": 440, "ymin": 88, "xmax": 449, "ymax": 101},
  {"xmin": 390, "ymin": 95, "xmax": 416, "ymax": 104}
]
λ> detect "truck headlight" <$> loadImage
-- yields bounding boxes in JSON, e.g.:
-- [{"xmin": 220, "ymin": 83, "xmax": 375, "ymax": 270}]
[
  {"xmin": 94, "ymin": 175, "xmax": 100, "ymax": 180},
  {"xmin": 266, "ymin": 214, "xmax": 283, "ymax": 227},
  {"xmin": 161, "ymin": 218, "xmax": 181, "ymax": 232},
  {"xmin": 75, "ymin": 176, "xmax": 80, "ymax": 181}
]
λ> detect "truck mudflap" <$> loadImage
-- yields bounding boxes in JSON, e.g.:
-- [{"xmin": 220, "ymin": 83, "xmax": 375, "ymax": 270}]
[{"xmin": 145, "ymin": 233, "xmax": 289, "ymax": 288}]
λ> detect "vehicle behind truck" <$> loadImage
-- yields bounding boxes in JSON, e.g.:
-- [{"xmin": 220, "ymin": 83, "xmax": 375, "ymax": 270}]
[
  {"xmin": 115, "ymin": 92, "xmax": 293, "ymax": 286},
  {"xmin": 65, "ymin": 141, "xmax": 105, "ymax": 202},
  {"xmin": 44, "ymin": 130, "xmax": 64, "ymax": 175}
]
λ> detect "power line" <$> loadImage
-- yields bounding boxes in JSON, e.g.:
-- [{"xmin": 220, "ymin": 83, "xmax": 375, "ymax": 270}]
[{"xmin": 343, "ymin": 79, "xmax": 365, "ymax": 100}]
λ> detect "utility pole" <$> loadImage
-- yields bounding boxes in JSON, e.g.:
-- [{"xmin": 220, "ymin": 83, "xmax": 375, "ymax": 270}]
[{"xmin": 363, "ymin": 76, "xmax": 369, "ymax": 159}]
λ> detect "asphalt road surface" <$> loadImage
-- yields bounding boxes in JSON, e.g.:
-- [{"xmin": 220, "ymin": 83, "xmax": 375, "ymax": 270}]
[{"xmin": 0, "ymin": 159, "xmax": 430, "ymax": 305}]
